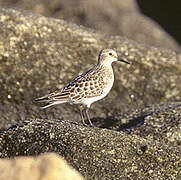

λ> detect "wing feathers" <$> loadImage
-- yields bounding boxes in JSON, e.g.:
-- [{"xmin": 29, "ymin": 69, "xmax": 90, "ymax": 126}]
[
  {"xmin": 35, "ymin": 90, "xmax": 70, "ymax": 108},
  {"xmin": 39, "ymin": 100, "xmax": 68, "ymax": 109},
  {"xmin": 35, "ymin": 66, "xmax": 98, "ymax": 109}
]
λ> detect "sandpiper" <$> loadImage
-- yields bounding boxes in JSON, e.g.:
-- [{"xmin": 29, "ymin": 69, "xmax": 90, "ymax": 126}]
[{"xmin": 35, "ymin": 49, "xmax": 130, "ymax": 126}]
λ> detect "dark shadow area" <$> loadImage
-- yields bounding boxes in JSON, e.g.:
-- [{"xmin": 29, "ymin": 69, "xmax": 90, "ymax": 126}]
[
  {"xmin": 116, "ymin": 115, "xmax": 146, "ymax": 133},
  {"xmin": 91, "ymin": 113, "xmax": 149, "ymax": 131},
  {"xmin": 137, "ymin": 0, "xmax": 181, "ymax": 45},
  {"xmin": 91, "ymin": 116, "xmax": 118, "ymax": 128}
]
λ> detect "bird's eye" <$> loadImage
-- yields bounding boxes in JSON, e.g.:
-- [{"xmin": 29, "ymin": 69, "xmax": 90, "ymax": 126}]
[{"xmin": 109, "ymin": 53, "xmax": 112, "ymax": 56}]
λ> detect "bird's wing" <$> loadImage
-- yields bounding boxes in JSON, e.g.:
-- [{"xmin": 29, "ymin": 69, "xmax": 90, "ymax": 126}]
[
  {"xmin": 34, "ymin": 89, "xmax": 70, "ymax": 103},
  {"xmin": 35, "ymin": 66, "xmax": 97, "ymax": 103},
  {"xmin": 68, "ymin": 66, "xmax": 105, "ymax": 101},
  {"xmin": 63, "ymin": 66, "xmax": 96, "ymax": 91}
]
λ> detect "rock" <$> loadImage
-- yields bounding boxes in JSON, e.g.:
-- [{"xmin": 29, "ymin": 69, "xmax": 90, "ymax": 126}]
[
  {"xmin": 0, "ymin": 153, "xmax": 84, "ymax": 180},
  {"xmin": 0, "ymin": 0, "xmax": 180, "ymax": 51},
  {"xmin": 0, "ymin": 102, "xmax": 180, "ymax": 179},
  {"xmin": 0, "ymin": 8, "xmax": 181, "ymax": 129},
  {"xmin": 0, "ymin": 6, "xmax": 180, "ymax": 180}
]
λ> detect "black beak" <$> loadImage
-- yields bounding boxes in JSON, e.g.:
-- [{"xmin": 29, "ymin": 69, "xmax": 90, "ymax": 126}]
[{"xmin": 118, "ymin": 56, "xmax": 130, "ymax": 64}]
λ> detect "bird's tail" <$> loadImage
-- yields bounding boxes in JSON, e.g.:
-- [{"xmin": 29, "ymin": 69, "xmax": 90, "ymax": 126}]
[
  {"xmin": 35, "ymin": 91, "xmax": 70, "ymax": 109},
  {"xmin": 39, "ymin": 100, "xmax": 67, "ymax": 109}
]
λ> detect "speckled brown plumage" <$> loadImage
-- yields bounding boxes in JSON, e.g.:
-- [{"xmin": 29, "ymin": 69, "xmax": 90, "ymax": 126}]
[{"xmin": 35, "ymin": 49, "xmax": 130, "ymax": 126}]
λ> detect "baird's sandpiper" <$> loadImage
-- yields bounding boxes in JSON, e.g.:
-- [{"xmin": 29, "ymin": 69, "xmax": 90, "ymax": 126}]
[{"xmin": 35, "ymin": 49, "xmax": 130, "ymax": 126}]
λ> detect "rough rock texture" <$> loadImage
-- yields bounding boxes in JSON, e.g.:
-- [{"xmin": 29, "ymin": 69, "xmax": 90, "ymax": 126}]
[
  {"xmin": 0, "ymin": 153, "xmax": 84, "ymax": 180},
  {"xmin": 0, "ymin": 7, "xmax": 181, "ymax": 180},
  {"xmin": 0, "ymin": 102, "xmax": 180, "ymax": 179},
  {"xmin": 0, "ymin": 8, "xmax": 181, "ymax": 130},
  {"xmin": 0, "ymin": 0, "xmax": 180, "ymax": 51}
]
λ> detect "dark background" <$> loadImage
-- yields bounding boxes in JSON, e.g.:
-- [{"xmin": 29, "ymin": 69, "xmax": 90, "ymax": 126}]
[{"xmin": 137, "ymin": 0, "xmax": 181, "ymax": 45}]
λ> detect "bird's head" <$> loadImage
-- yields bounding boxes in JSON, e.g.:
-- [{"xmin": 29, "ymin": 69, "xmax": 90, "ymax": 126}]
[{"xmin": 98, "ymin": 49, "xmax": 130, "ymax": 65}]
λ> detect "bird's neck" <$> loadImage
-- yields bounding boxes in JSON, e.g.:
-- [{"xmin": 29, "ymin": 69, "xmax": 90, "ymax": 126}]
[
  {"xmin": 97, "ymin": 62, "xmax": 114, "ymax": 78},
  {"xmin": 97, "ymin": 60, "xmax": 113, "ymax": 68}
]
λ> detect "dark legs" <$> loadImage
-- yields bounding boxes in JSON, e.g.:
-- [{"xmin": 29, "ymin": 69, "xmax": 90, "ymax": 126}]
[{"xmin": 80, "ymin": 105, "xmax": 93, "ymax": 126}]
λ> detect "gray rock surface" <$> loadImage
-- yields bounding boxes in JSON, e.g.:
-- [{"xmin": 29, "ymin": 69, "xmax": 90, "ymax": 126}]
[
  {"xmin": 0, "ymin": 0, "xmax": 180, "ymax": 51},
  {"xmin": 0, "ymin": 8, "xmax": 180, "ymax": 180},
  {"xmin": 0, "ymin": 8, "xmax": 181, "ymax": 129},
  {"xmin": 0, "ymin": 102, "xmax": 180, "ymax": 179}
]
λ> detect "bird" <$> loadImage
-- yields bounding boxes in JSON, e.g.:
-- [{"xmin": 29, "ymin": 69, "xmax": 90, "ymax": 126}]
[{"xmin": 35, "ymin": 49, "xmax": 130, "ymax": 126}]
